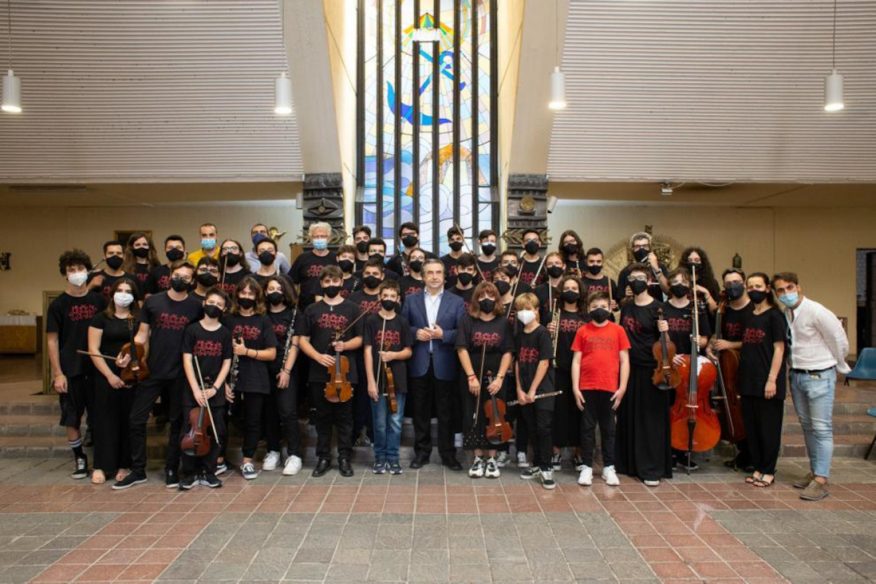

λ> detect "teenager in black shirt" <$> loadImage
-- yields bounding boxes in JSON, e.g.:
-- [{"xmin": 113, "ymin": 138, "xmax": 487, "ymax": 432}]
[
  {"xmin": 349, "ymin": 257, "xmax": 384, "ymax": 446},
  {"xmin": 518, "ymin": 228, "xmax": 545, "ymax": 288},
  {"xmin": 558, "ymin": 229, "xmax": 585, "ymax": 278},
  {"xmin": 90, "ymin": 240, "xmax": 133, "ymax": 301},
  {"xmin": 398, "ymin": 247, "xmax": 426, "ymax": 301},
  {"xmin": 440, "ymin": 225, "xmax": 465, "ymax": 288},
  {"xmin": 363, "ymin": 238, "xmax": 401, "ymax": 282},
  {"xmin": 581, "ymin": 247, "xmax": 619, "ymax": 312},
  {"xmin": 47, "ymin": 249, "xmax": 104, "ymax": 480},
  {"xmin": 535, "ymin": 252, "xmax": 566, "ymax": 324},
  {"xmin": 449, "ymin": 253, "xmax": 477, "ymax": 311},
  {"xmin": 145, "ymin": 235, "xmax": 186, "ymax": 297},
  {"xmin": 387, "ymin": 222, "xmax": 436, "ymax": 276},
  {"xmin": 193, "ymin": 257, "xmax": 220, "ymax": 301},
  {"xmin": 122, "ymin": 232, "xmax": 159, "ymax": 297},
  {"xmin": 252, "ymin": 238, "xmax": 285, "ymax": 288},
  {"xmin": 476, "ymin": 229, "xmax": 499, "ymax": 282},
  {"xmin": 616, "ymin": 232, "xmax": 669, "ymax": 301},
  {"xmin": 499, "ymin": 251, "xmax": 532, "ymax": 296},
  {"xmin": 352, "ymin": 225, "xmax": 372, "ymax": 272},
  {"xmin": 217, "ymin": 238, "xmax": 251, "ymax": 297},
  {"xmin": 679, "ymin": 247, "xmax": 721, "ymax": 316},
  {"xmin": 335, "ymin": 244, "xmax": 359, "ymax": 298}
]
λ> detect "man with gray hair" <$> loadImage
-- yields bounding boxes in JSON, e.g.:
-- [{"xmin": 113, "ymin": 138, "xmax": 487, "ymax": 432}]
[
  {"xmin": 616, "ymin": 231, "xmax": 669, "ymax": 300},
  {"xmin": 288, "ymin": 222, "xmax": 336, "ymax": 308}
]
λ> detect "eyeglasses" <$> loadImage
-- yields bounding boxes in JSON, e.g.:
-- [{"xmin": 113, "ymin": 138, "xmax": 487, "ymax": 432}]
[
  {"xmin": 222, "ymin": 246, "xmax": 240, "ymax": 253},
  {"xmin": 631, "ymin": 244, "xmax": 650, "ymax": 251},
  {"xmin": 628, "ymin": 276, "xmax": 648, "ymax": 282}
]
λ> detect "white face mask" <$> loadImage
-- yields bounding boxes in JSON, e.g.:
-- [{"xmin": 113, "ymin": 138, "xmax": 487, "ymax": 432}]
[
  {"xmin": 68, "ymin": 271, "xmax": 88, "ymax": 287},
  {"xmin": 516, "ymin": 309, "xmax": 537, "ymax": 326},
  {"xmin": 113, "ymin": 292, "xmax": 134, "ymax": 308}
]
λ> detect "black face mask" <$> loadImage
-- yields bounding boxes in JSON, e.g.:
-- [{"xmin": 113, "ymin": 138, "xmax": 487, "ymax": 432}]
[
  {"xmin": 266, "ymin": 291, "xmax": 285, "ymax": 306},
  {"xmin": 166, "ymin": 248, "xmax": 185, "ymax": 262},
  {"xmin": 380, "ymin": 299, "xmax": 398, "ymax": 312},
  {"xmin": 561, "ymin": 290, "xmax": 580, "ymax": 305},
  {"xmin": 503, "ymin": 265, "xmax": 519, "ymax": 278},
  {"xmin": 338, "ymin": 259, "xmax": 354, "ymax": 273},
  {"xmin": 586, "ymin": 264, "xmax": 602, "ymax": 276},
  {"xmin": 629, "ymin": 279, "xmax": 649, "ymax": 295},
  {"xmin": 204, "ymin": 304, "xmax": 223, "ymax": 319},
  {"xmin": 409, "ymin": 259, "xmax": 423, "ymax": 273},
  {"xmin": 633, "ymin": 248, "xmax": 650, "ymax": 262},
  {"xmin": 322, "ymin": 285, "xmax": 341, "ymax": 299},
  {"xmin": 363, "ymin": 275, "xmax": 381, "ymax": 290},
  {"xmin": 747, "ymin": 290, "xmax": 769, "ymax": 304},
  {"xmin": 670, "ymin": 284, "xmax": 690, "ymax": 299},
  {"xmin": 494, "ymin": 280, "xmax": 511, "ymax": 296},
  {"xmin": 401, "ymin": 235, "xmax": 418, "ymax": 248},
  {"xmin": 563, "ymin": 243, "xmax": 578, "ymax": 256},
  {"xmin": 196, "ymin": 273, "xmax": 217, "ymax": 287},
  {"xmin": 546, "ymin": 265, "xmax": 564, "ymax": 279},
  {"xmin": 725, "ymin": 282, "xmax": 745, "ymax": 301},
  {"xmin": 170, "ymin": 276, "xmax": 189, "ymax": 293},
  {"xmin": 106, "ymin": 256, "xmax": 124, "ymax": 270},
  {"xmin": 589, "ymin": 308, "xmax": 611, "ymax": 324},
  {"xmin": 258, "ymin": 251, "xmax": 276, "ymax": 266},
  {"xmin": 524, "ymin": 240, "xmax": 540, "ymax": 255},
  {"xmin": 457, "ymin": 272, "xmax": 474, "ymax": 286},
  {"xmin": 478, "ymin": 299, "xmax": 496, "ymax": 314},
  {"xmin": 481, "ymin": 243, "xmax": 496, "ymax": 256},
  {"xmin": 355, "ymin": 241, "xmax": 369, "ymax": 254},
  {"xmin": 133, "ymin": 247, "xmax": 150, "ymax": 259},
  {"xmin": 223, "ymin": 253, "xmax": 240, "ymax": 267},
  {"xmin": 237, "ymin": 297, "xmax": 256, "ymax": 310},
  {"xmin": 449, "ymin": 241, "xmax": 464, "ymax": 252}
]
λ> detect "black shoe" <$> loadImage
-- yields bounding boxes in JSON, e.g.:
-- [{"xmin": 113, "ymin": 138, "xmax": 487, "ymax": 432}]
[
  {"xmin": 442, "ymin": 457, "xmax": 463, "ymax": 471},
  {"xmin": 165, "ymin": 468, "xmax": 180, "ymax": 488},
  {"xmin": 410, "ymin": 454, "xmax": 430, "ymax": 469},
  {"xmin": 338, "ymin": 458, "xmax": 354, "ymax": 477},
  {"xmin": 71, "ymin": 456, "xmax": 89, "ymax": 480},
  {"xmin": 200, "ymin": 473, "xmax": 222, "ymax": 488},
  {"xmin": 112, "ymin": 471, "xmax": 147, "ymax": 490},
  {"xmin": 178, "ymin": 475, "xmax": 197, "ymax": 491},
  {"xmin": 312, "ymin": 458, "xmax": 331, "ymax": 477}
]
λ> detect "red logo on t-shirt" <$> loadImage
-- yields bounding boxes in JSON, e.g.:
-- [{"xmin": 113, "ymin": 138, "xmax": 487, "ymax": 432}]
[
  {"xmin": 472, "ymin": 331, "xmax": 501, "ymax": 349},
  {"xmin": 156, "ymin": 312, "xmax": 191, "ymax": 331},
  {"xmin": 520, "ymin": 271, "xmax": 536, "ymax": 285},
  {"xmin": 559, "ymin": 318, "xmax": 581, "ymax": 333},
  {"xmin": 667, "ymin": 317, "xmax": 691, "ymax": 333},
  {"xmin": 375, "ymin": 329, "xmax": 401, "ymax": 349},
  {"xmin": 583, "ymin": 336, "xmax": 617, "ymax": 352},
  {"xmin": 622, "ymin": 316, "xmax": 643, "ymax": 334},
  {"xmin": 306, "ymin": 264, "xmax": 323, "ymax": 278},
  {"xmin": 359, "ymin": 299, "xmax": 380, "ymax": 314},
  {"xmin": 743, "ymin": 327, "xmax": 766, "ymax": 345},
  {"xmin": 194, "ymin": 339, "xmax": 223, "ymax": 358},
  {"xmin": 518, "ymin": 346, "xmax": 540, "ymax": 364},
  {"xmin": 232, "ymin": 324, "xmax": 262, "ymax": 341},
  {"xmin": 317, "ymin": 312, "xmax": 349, "ymax": 332},
  {"xmin": 273, "ymin": 322, "xmax": 288, "ymax": 338},
  {"xmin": 68, "ymin": 303, "xmax": 98, "ymax": 322},
  {"xmin": 220, "ymin": 282, "xmax": 236, "ymax": 295},
  {"xmin": 157, "ymin": 275, "xmax": 171, "ymax": 290},
  {"xmin": 724, "ymin": 322, "xmax": 743, "ymax": 341}
]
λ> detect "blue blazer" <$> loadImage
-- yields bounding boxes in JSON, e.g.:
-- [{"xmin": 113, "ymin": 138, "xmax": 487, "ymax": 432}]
[{"xmin": 401, "ymin": 289, "xmax": 465, "ymax": 381}]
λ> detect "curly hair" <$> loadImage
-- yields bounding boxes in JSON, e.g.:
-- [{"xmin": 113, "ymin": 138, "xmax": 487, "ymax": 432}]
[{"xmin": 58, "ymin": 249, "xmax": 93, "ymax": 276}]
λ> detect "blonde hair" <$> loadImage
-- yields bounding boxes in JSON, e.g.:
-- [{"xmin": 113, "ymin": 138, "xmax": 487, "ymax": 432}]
[{"xmin": 514, "ymin": 292, "xmax": 539, "ymax": 311}]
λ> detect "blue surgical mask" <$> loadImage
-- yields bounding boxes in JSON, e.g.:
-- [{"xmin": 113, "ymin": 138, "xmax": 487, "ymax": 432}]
[
  {"xmin": 201, "ymin": 238, "xmax": 216, "ymax": 250},
  {"xmin": 779, "ymin": 292, "xmax": 799, "ymax": 308},
  {"xmin": 312, "ymin": 238, "xmax": 328, "ymax": 251}
]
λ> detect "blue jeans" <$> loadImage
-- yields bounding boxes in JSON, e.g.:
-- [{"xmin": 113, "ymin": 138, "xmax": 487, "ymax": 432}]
[
  {"xmin": 371, "ymin": 392, "xmax": 406, "ymax": 463},
  {"xmin": 790, "ymin": 368, "xmax": 835, "ymax": 478}
]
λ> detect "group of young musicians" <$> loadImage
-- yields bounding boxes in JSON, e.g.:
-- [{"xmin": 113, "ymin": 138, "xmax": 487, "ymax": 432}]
[{"xmin": 45, "ymin": 220, "xmax": 847, "ymax": 500}]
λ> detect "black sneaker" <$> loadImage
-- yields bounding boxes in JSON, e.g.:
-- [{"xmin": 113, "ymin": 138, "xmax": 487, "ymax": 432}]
[
  {"xmin": 215, "ymin": 462, "xmax": 229, "ymax": 476},
  {"xmin": 178, "ymin": 475, "xmax": 197, "ymax": 491},
  {"xmin": 71, "ymin": 456, "xmax": 89, "ymax": 480},
  {"xmin": 200, "ymin": 473, "xmax": 222, "ymax": 488},
  {"xmin": 112, "ymin": 471, "xmax": 147, "ymax": 490},
  {"xmin": 165, "ymin": 468, "xmax": 180, "ymax": 488}
]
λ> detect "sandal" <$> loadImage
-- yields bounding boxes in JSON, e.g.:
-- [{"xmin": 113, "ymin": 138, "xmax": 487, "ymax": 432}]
[
  {"xmin": 115, "ymin": 469, "xmax": 130, "ymax": 482},
  {"xmin": 753, "ymin": 474, "xmax": 775, "ymax": 488},
  {"xmin": 745, "ymin": 471, "xmax": 763, "ymax": 484},
  {"xmin": 91, "ymin": 469, "xmax": 106, "ymax": 485}
]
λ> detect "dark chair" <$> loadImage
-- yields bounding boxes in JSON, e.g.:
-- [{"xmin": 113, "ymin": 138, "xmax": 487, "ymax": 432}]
[
  {"xmin": 866, "ymin": 407, "xmax": 876, "ymax": 460},
  {"xmin": 844, "ymin": 348, "xmax": 876, "ymax": 386}
]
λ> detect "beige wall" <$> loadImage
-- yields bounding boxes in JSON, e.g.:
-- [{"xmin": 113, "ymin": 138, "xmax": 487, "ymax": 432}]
[
  {"xmin": 0, "ymin": 204, "xmax": 304, "ymax": 316},
  {"xmin": 548, "ymin": 201, "xmax": 876, "ymax": 355}
]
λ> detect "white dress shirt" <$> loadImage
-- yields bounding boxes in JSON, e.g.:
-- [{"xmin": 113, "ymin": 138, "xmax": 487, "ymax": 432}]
[
  {"xmin": 785, "ymin": 297, "xmax": 851, "ymax": 373},
  {"xmin": 424, "ymin": 287, "xmax": 443, "ymax": 353}
]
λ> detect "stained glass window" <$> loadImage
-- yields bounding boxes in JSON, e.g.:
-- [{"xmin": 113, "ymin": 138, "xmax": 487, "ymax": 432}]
[{"xmin": 357, "ymin": 0, "xmax": 498, "ymax": 255}]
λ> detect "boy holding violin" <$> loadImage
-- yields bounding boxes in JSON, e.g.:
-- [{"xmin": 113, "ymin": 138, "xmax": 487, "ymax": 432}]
[
  {"xmin": 364, "ymin": 280, "xmax": 413, "ymax": 475},
  {"xmin": 180, "ymin": 288, "xmax": 233, "ymax": 490}
]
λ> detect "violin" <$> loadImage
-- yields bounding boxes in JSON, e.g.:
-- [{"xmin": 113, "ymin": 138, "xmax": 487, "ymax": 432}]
[
  {"xmin": 483, "ymin": 371, "xmax": 513, "ymax": 446},
  {"xmin": 120, "ymin": 317, "xmax": 149, "ymax": 384},
  {"xmin": 651, "ymin": 308, "xmax": 680, "ymax": 390},
  {"xmin": 325, "ymin": 331, "xmax": 353, "ymax": 403},
  {"xmin": 712, "ymin": 297, "xmax": 745, "ymax": 443},
  {"xmin": 379, "ymin": 330, "xmax": 398, "ymax": 414},
  {"xmin": 181, "ymin": 361, "xmax": 219, "ymax": 457}
]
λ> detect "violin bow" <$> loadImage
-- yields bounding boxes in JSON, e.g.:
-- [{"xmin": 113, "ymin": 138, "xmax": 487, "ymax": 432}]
[
  {"xmin": 453, "ymin": 222, "xmax": 488, "ymax": 283},
  {"xmin": 193, "ymin": 356, "xmax": 221, "ymax": 445},
  {"xmin": 220, "ymin": 252, "xmax": 228, "ymax": 288},
  {"xmin": 377, "ymin": 315, "xmax": 388, "ymax": 391}
]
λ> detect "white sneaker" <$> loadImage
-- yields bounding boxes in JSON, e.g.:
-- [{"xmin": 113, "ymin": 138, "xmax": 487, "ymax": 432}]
[
  {"xmin": 540, "ymin": 469, "xmax": 556, "ymax": 490},
  {"xmin": 241, "ymin": 463, "xmax": 258, "ymax": 480},
  {"xmin": 550, "ymin": 453, "xmax": 562, "ymax": 471},
  {"xmin": 644, "ymin": 479, "xmax": 660, "ymax": 487},
  {"xmin": 516, "ymin": 451, "xmax": 529, "ymax": 468},
  {"xmin": 602, "ymin": 465, "xmax": 620, "ymax": 486},
  {"xmin": 577, "ymin": 465, "xmax": 593, "ymax": 486},
  {"xmin": 283, "ymin": 455, "xmax": 303, "ymax": 476},
  {"xmin": 495, "ymin": 452, "xmax": 510, "ymax": 468},
  {"xmin": 262, "ymin": 450, "xmax": 281, "ymax": 472},
  {"xmin": 484, "ymin": 457, "xmax": 500, "ymax": 479},
  {"xmin": 215, "ymin": 462, "xmax": 228, "ymax": 476},
  {"xmin": 454, "ymin": 433, "xmax": 463, "ymax": 448},
  {"xmin": 468, "ymin": 456, "xmax": 485, "ymax": 478}
]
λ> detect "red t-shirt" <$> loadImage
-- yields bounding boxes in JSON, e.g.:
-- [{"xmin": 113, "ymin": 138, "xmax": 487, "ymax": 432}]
[{"xmin": 571, "ymin": 321, "xmax": 631, "ymax": 392}]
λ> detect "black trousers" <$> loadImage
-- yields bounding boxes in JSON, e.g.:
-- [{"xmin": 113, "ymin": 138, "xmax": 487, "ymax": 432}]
[
  {"xmin": 552, "ymin": 371, "xmax": 580, "ymax": 448},
  {"xmin": 181, "ymin": 404, "xmax": 226, "ymax": 477},
  {"xmin": 129, "ymin": 376, "xmax": 184, "ymax": 474},
  {"xmin": 242, "ymin": 392, "xmax": 267, "ymax": 459},
  {"xmin": 741, "ymin": 394, "xmax": 784, "ymax": 475},
  {"xmin": 579, "ymin": 390, "xmax": 616, "ymax": 468},
  {"xmin": 92, "ymin": 374, "xmax": 134, "ymax": 473},
  {"xmin": 409, "ymin": 360, "xmax": 456, "ymax": 460},
  {"xmin": 310, "ymin": 382, "xmax": 353, "ymax": 460},
  {"xmin": 521, "ymin": 395, "xmax": 556, "ymax": 470},
  {"xmin": 265, "ymin": 371, "xmax": 302, "ymax": 457}
]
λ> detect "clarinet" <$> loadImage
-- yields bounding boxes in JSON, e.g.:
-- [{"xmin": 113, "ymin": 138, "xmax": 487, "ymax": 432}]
[
  {"xmin": 228, "ymin": 333, "xmax": 241, "ymax": 392},
  {"xmin": 281, "ymin": 308, "xmax": 298, "ymax": 366}
]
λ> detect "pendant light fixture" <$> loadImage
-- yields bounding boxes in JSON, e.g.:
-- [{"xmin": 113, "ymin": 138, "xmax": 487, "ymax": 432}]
[
  {"xmin": 274, "ymin": 71, "xmax": 292, "ymax": 115},
  {"xmin": 2, "ymin": 0, "xmax": 20, "ymax": 114},
  {"xmin": 548, "ymin": 0, "xmax": 567, "ymax": 110},
  {"xmin": 824, "ymin": 0, "xmax": 843, "ymax": 113}
]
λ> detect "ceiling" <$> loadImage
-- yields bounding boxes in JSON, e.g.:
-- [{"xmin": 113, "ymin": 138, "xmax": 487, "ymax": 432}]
[
  {"xmin": 547, "ymin": 0, "xmax": 876, "ymax": 184},
  {"xmin": 0, "ymin": 0, "xmax": 303, "ymax": 183}
]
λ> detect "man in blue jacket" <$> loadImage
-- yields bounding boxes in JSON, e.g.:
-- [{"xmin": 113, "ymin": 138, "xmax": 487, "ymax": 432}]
[{"xmin": 402, "ymin": 258, "xmax": 466, "ymax": 470}]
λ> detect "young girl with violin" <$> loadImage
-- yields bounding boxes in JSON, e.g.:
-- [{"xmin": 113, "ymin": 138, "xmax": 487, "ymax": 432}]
[
  {"xmin": 217, "ymin": 239, "xmax": 251, "ymax": 297},
  {"xmin": 493, "ymin": 266, "xmax": 526, "ymax": 468},
  {"xmin": 179, "ymin": 288, "xmax": 233, "ymax": 490},
  {"xmin": 364, "ymin": 280, "xmax": 413, "ymax": 475},
  {"xmin": 739, "ymin": 273, "xmax": 786, "ymax": 488},
  {"xmin": 456, "ymin": 282, "xmax": 514, "ymax": 479},
  {"xmin": 87, "ymin": 278, "xmax": 140, "ymax": 485},
  {"xmin": 514, "ymin": 292, "xmax": 557, "ymax": 490},
  {"xmin": 123, "ymin": 233, "xmax": 160, "ymax": 297},
  {"xmin": 224, "ymin": 276, "xmax": 278, "ymax": 480}
]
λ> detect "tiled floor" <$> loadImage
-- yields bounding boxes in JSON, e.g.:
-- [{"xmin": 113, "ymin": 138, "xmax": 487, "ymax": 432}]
[{"xmin": 0, "ymin": 456, "xmax": 873, "ymax": 583}]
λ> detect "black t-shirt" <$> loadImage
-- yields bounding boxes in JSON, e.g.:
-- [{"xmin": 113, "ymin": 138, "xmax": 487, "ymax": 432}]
[
  {"xmin": 299, "ymin": 300, "xmax": 364, "ymax": 384},
  {"xmin": 440, "ymin": 253, "xmax": 462, "ymax": 288},
  {"xmin": 132, "ymin": 263, "xmax": 151, "ymax": 290},
  {"xmin": 146, "ymin": 264, "xmax": 172, "ymax": 295},
  {"xmin": 363, "ymin": 313, "xmax": 413, "ymax": 393},
  {"xmin": 618, "ymin": 263, "xmax": 667, "ymax": 301},
  {"xmin": 556, "ymin": 309, "xmax": 590, "ymax": 371},
  {"xmin": 515, "ymin": 325, "xmax": 555, "ymax": 394},
  {"xmin": 564, "ymin": 256, "xmax": 586, "ymax": 277},
  {"xmin": 449, "ymin": 286, "xmax": 474, "ymax": 312},
  {"xmin": 267, "ymin": 307, "xmax": 298, "ymax": 373},
  {"xmin": 456, "ymin": 315, "xmax": 514, "ymax": 382},
  {"xmin": 581, "ymin": 276, "xmax": 619, "ymax": 304},
  {"xmin": 720, "ymin": 302, "xmax": 753, "ymax": 343},
  {"xmin": 340, "ymin": 276, "xmax": 356, "ymax": 299},
  {"xmin": 349, "ymin": 290, "xmax": 381, "ymax": 316},
  {"xmin": 140, "ymin": 292, "xmax": 203, "ymax": 379},
  {"xmin": 477, "ymin": 257, "xmax": 499, "ymax": 283},
  {"xmin": 90, "ymin": 270, "xmax": 136, "ymax": 302},
  {"xmin": 181, "ymin": 322, "xmax": 233, "ymax": 406},
  {"xmin": 253, "ymin": 271, "xmax": 292, "ymax": 291},
  {"xmin": 387, "ymin": 250, "xmax": 436, "ymax": 277},
  {"xmin": 398, "ymin": 276, "xmax": 425, "ymax": 301},
  {"xmin": 620, "ymin": 300, "xmax": 663, "ymax": 368},
  {"xmin": 663, "ymin": 301, "xmax": 711, "ymax": 356},
  {"xmin": 89, "ymin": 313, "xmax": 140, "ymax": 375},
  {"xmin": 535, "ymin": 282, "xmax": 560, "ymax": 324},
  {"xmin": 289, "ymin": 250, "xmax": 337, "ymax": 308},
  {"xmin": 46, "ymin": 291, "xmax": 106, "ymax": 378},
  {"xmin": 223, "ymin": 313, "xmax": 277, "ymax": 394},
  {"xmin": 739, "ymin": 308, "xmax": 787, "ymax": 399},
  {"xmin": 218, "ymin": 268, "xmax": 251, "ymax": 297},
  {"xmin": 518, "ymin": 258, "xmax": 543, "ymax": 287}
]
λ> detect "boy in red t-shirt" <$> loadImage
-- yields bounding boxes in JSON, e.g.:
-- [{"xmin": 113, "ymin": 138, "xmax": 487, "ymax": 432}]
[{"xmin": 571, "ymin": 291, "xmax": 630, "ymax": 487}]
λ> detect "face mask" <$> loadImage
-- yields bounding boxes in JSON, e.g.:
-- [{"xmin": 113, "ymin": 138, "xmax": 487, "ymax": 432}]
[
  {"xmin": 258, "ymin": 251, "xmax": 276, "ymax": 266},
  {"xmin": 132, "ymin": 247, "xmax": 150, "ymax": 259},
  {"xmin": 409, "ymin": 259, "xmax": 423, "ymax": 273},
  {"xmin": 67, "ymin": 271, "xmax": 88, "ymax": 287},
  {"xmin": 449, "ymin": 241, "xmax": 463, "ymax": 252},
  {"xmin": 196, "ymin": 273, "xmax": 217, "ymax": 287},
  {"xmin": 355, "ymin": 240, "xmax": 369, "ymax": 254},
  {"xmin": 516, "ymin": 309, "xmax": 536, "ymax": 326},
  {"xmin": 747, "ymin": 290, "xmax": 769, "ymax": 304},
  {"xmin": 586, "ymin": 264, "xmax": 602, "ymax": 276},
  {"xmin": 401, "ymin": 235, "xmax": 418, "ymax": 248},
  {"xmin": 779, "ymin": 292, "xmax": 799, "ymax": 308},
  {"xmin": 113, "ymin": 292, "xmax": 134, "ymax": 308},
  {"xmin": 312, "ymin": 238, "xmax": 328, "ymax": 251},
  {"xmin": 338, "ymin": 259, "xmax": 354, "ymax": 273},
  {"xmin": 589, "ymin": 308, "xmax": 611, "ymax": 324},
  {"xmin": 686, "ymin": 259, "xmax": 702, "ymax": 268},
  {"xmin": 457, "ymin": 272, "xmax": 474, "ymax": 286},
  {"xmin": 524, "ymin": 240, "xmax": 539, "ymax": 255},
  {"xmin": 546, "ymin": 265, "xmax": 564, "ymax": 278},
  {"xmin": 629, "ymin": 279, "xmax": 648, "ymax": 295},
  {"xmin": 322, "ymin": 285, "xmax": 341, "ymax": 299},
  {"xmin": 237, "ymin": 297, "xmax": 256, "ymax": 310},
  {"xmin": 251, "ymin": 233, "xmax": 267, "ymax": 245},
  {"xmin": 562, "ymin": 243, "xmax": 578, "ymax": 255},
  {"xmin": 106, "ymin": 256, "xmax": 124, "ymax": 270},
  {"xmin": 266, "ymin": 291, "xmax": 285, "ymax": 306},
  {"xmin": 201, "ymin": 238, "xmax": 216, "ymax": 250},
  {"xmin": 633, "ymin": 248, "xmax": 650, "ymax": 262},
  {"xmin": 503, "ymin": 265, "xmax": 519, "ymax": 278},
  {"xmin": 380, "ymin": 299, "xmax": 398, "ymax": 312},
  {"xmin": 725, "ymin": 282, "xmax": 745, "ymax": 301},
  {"xmin": 478, "ymin": 298, "xmax": 496, "ymax": 314},
  {"xmin": 363, "ymin": 275, "xmax": 381, "ymax": 289},
  {"xmin": 481, "ymin": 243, "xmax": 496, "ymax": 256},
  {"xmin": 561, "ymin": 290, "xmax": 580, "ymax": 305},
  {"xmin": 223, "ymin": 252, "xmax": 240, "ymax": 267},
  {"xmin": 166, "ymin": 248, "xmax": 184, "ymax": 262},
  {"xmin": 495, "ymin": 280, "xmax": 511, "ymax": 296},
  {"xmin": 204, "ymin": 304, "xmax": 223, "ymax": 319},
  {"xmin": 670, "ymin": 284, "xmax": 690, "ymax": 299},
  {"xmin": 170, "ymin": 276, "xmax": 190, "ymax": 292}
]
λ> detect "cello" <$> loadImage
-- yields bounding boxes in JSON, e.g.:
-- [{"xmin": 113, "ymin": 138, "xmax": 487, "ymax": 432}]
[
  {"xmin": 712, "ymin": 297, "xmax": 745, "ymax": 443},
  {"xmin": 670, "ymin": 265, "xmax": 721, "ymax": 471},
  {"xmin": 652, "ymin": 307, "xmax": 681, "ymax": 391}
]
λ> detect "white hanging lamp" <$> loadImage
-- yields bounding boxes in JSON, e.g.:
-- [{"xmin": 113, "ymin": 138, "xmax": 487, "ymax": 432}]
[
  {"xmin": 274, "ymin": 72, "xmax": 292, "ymax": 115},
  {"xmin": 824, "ymin": 0, "xmax": 844, "ymax": 113},
  {"xmin": 2, "ymin": 0, "xmax": 20, "ymax": 114},
  {"xmin": 548, "ymin": 0, "xmax": 566, "ymax": 110}
]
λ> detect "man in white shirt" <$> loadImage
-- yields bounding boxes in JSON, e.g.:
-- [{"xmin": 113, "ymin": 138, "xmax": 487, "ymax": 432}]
[{"xmin": 774, "ymin": 272, "xmax": 849, "ymax": 502}]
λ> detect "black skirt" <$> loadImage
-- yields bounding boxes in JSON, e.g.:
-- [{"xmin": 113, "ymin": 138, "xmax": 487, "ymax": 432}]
[
  {"xmin": 615, "ymin": 366, "xmax": 673, "ymax": 481},
  {"xmin": 551, "ymin": 369, "xmax": 579, "ymax": 447}
]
